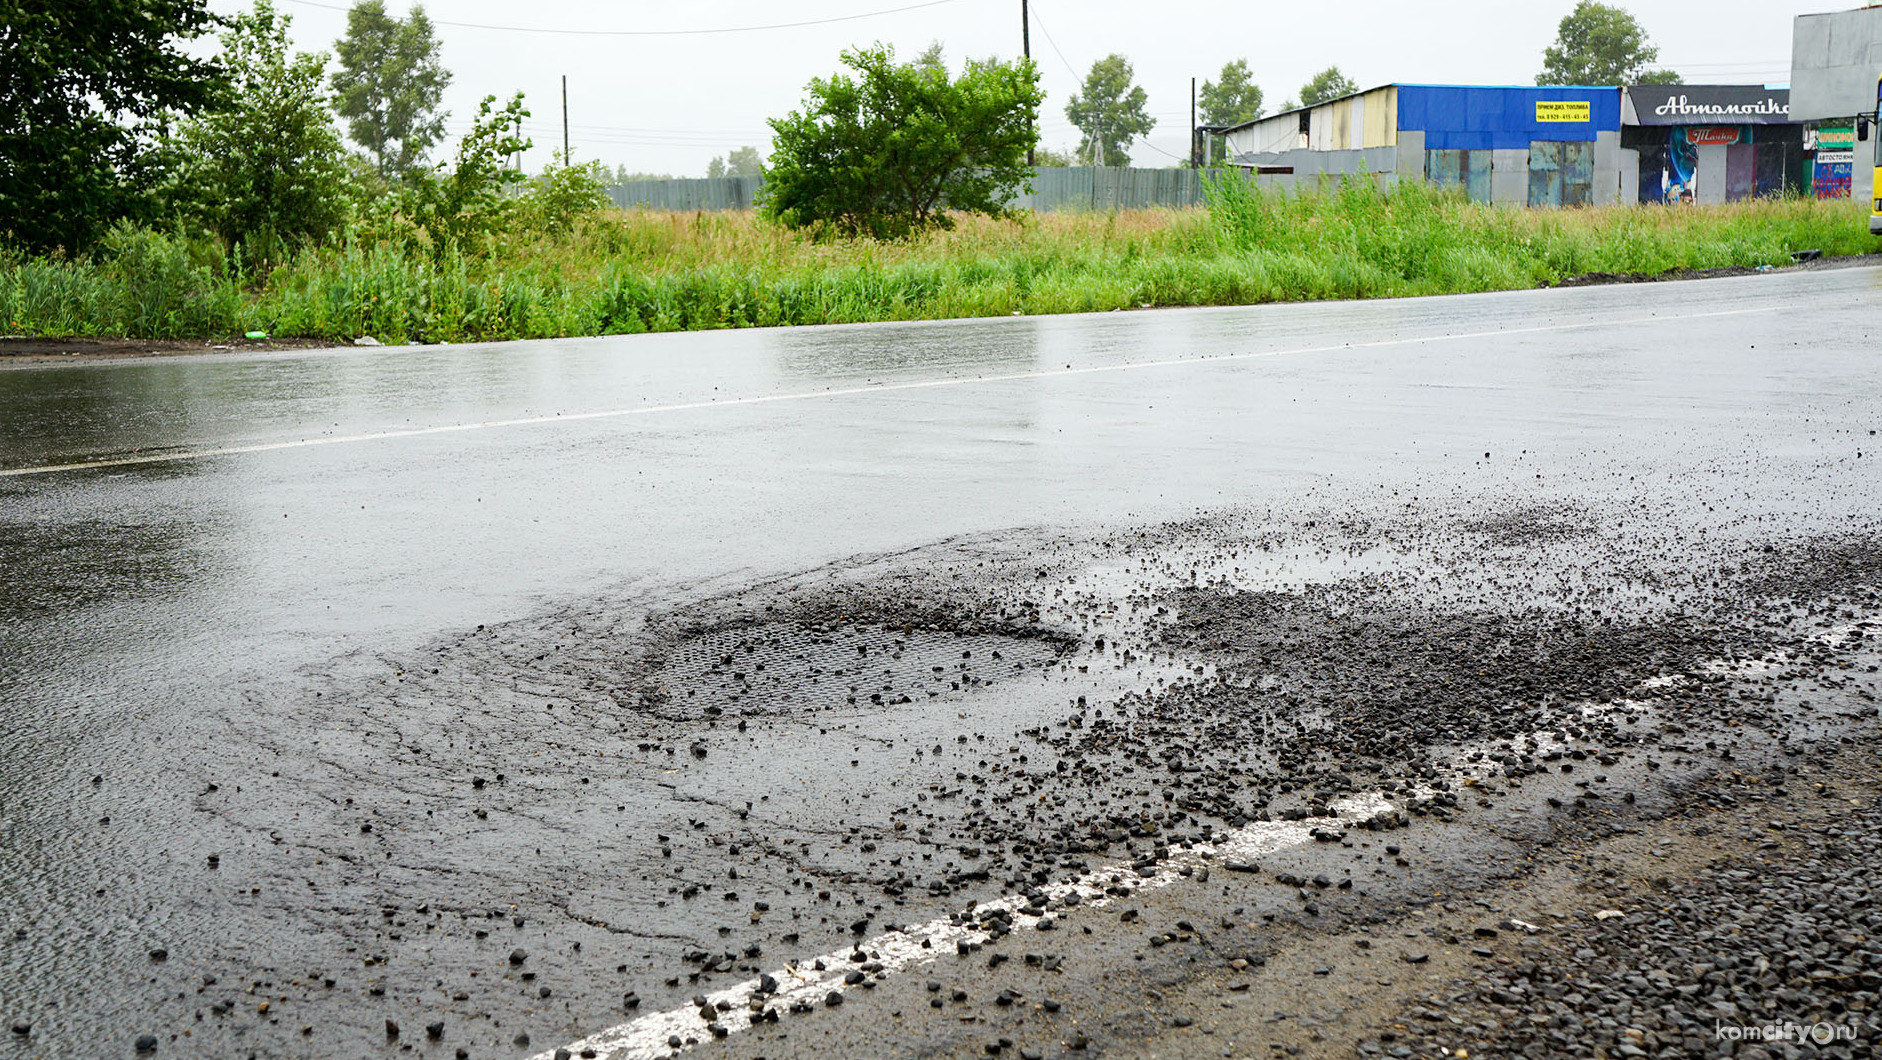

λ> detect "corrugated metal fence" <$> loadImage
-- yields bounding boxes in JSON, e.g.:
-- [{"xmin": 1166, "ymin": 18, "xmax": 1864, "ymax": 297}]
[
  {"xmin": 1014, "ymin": 167, "xmax": 1204, "ymax": 211},
  {"xmin": 608, "ymin": 177, "xmax": 765, "ymax": 212},
  {"xmin": 606, "ymin": 167, "xmax": 1205, "ymax": 213}
]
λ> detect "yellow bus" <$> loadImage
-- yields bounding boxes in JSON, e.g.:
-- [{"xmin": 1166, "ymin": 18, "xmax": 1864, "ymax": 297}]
[{"xmin": 1873, "ymin": 75, "xmax": 1881, "ymax": 235}]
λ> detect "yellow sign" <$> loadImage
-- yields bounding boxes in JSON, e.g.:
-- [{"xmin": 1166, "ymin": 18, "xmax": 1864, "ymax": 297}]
[{"xmin": 1537, "ymin": 101, "xmax": 1592, "ymax": 123}]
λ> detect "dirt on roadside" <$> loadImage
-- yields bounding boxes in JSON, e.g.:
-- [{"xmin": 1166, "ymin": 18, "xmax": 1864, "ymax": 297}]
[
  {"xmin": 1119, "ymin": 732, "xmax": 1882, "ymax": 1060},
  {"xmin": 0, "ymin": 334, "xmax": 338, "ymax": 364},
  {"xmin": 1552, "ymin": 251, "xmax": 1882, "ymax": 289}
]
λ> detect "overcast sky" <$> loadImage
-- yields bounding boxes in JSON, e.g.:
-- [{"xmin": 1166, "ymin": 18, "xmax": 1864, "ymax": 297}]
[{"xmin": 224, "ymin": 0, "xmax": 1855, "ymax": 176}]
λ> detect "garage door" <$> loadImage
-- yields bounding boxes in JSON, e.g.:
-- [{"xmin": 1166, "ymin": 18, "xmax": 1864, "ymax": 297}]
[{"xmin": 1527, "ymin": 141, "xmax": 1594, "ymax": 207}]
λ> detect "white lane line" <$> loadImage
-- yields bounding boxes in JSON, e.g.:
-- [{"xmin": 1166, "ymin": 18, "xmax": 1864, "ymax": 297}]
[
  {"xmin": 529, "ymin": 791, "xmax": 1396, "ymax": 1060},
  {"xmin": 0, "ymin": 307, "xmax": 1774, "ymax": 479},
  {"xmin": 536, "ymin": 608, "xmax": 1880, "ymax": 1060}
]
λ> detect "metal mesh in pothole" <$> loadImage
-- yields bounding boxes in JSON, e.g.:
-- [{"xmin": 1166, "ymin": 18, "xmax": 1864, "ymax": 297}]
[{"xmin": 642, "ymin": 621, "xmax": 1062, "ymax": 719}]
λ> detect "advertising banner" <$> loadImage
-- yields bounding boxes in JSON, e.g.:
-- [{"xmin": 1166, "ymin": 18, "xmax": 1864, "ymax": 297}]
[
  {"xmin": 1667, "ymin": 133, "xmax": 1699, "ymax": 202},
  {"xmin": 1628, "ymin": 86, "xmax": 1791, "ymax": 126},
  {"xmin": 1814, "ymin": 127, "xmax": 1856, "ymax": 150},
  {"xmin": 1536, "ymin": 101, "xmax": 1592, "ymax": 123},
  {"xmin": 1813, "ymin": 122, "xmax": 1855, "ymax": 199}
]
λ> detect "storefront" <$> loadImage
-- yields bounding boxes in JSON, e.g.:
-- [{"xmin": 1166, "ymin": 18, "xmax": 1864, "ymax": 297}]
[
  {"xmin": 1621, "ymin": 86, "xmax": 1805, "ymax": 204},
  {"xmin": 1218, "ymin": 85, "xmax": 1625, "ymax": 207}
]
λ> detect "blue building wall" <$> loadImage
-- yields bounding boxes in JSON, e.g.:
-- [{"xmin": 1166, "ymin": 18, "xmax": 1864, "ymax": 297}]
[{"xmin": 1396, "ymin": 85, "xmax": 1622, "ymax": 150}]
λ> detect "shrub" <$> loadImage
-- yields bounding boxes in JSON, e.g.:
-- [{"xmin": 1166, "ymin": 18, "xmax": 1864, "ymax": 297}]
[{"xmin": 762, "ymin": 45, "xmax": 1043, "ymax": 239}]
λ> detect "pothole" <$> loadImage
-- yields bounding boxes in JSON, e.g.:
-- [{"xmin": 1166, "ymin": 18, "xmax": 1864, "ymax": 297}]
[{"xmin": 635, "ymin": 621, "xmax": 1065, "ymax": 721}]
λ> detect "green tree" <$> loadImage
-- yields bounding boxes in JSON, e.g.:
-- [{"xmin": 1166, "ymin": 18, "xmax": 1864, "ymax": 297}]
[
  {"xmin": 398, "ymin": 91, "xmax": 529, "ymax": 253},
  {"xmin": 1033, "ymin": 145, "xmax": 1075, "ymax": 167},
  {"xmin": 762, "ymin": 44, "xmax": 1042, "ymax": 239},
  {"xmin": 724, "ymin": 146, "xmax": 764, "ymax": 179},
  {"xmin": 522, "ymin": 154, "xmax": 611, "ymax": 235},
  {"xmin": 164, "ymin": 0, "xmax": 351, "ymax": 256},
  {"xmin": 1199, "ymin": 58, "xmax": 1264, "ymax": 165},
  {"xmin": 1538, "ymin": 2, "xmax": 1677, "ymax": 85},
  {"xmin": 914, "ymin": 41, "xmax": 947, "ymax": 80},
  {"xmin": 1298, "ymin": 67, "xmax": 1358, "ymax": 107},
  {"xmin": 0, "ymin": 0, "xmax": 224, "ymax": 252},
  {"xmin": 1065, "ymin": 55, "xmax": 1153, "ymax": 166},
  {"xmin": 1200, "ymin": 59, "xmax": 1264, "ymax": 128},
  {"xmin": 331, "ymin": 1, "xmax": 451, "ymax": 178},
  {"xmin": 708, "ymin": 148, "xmax": 764, "ymax": 178}
]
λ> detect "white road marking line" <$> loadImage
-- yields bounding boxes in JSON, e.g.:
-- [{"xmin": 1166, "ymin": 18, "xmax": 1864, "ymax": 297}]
[
  {"xmin": 529, "ymin": 791, "xmax": 1394, "ymax": 1060},
  {"xmin": 536, "ymin": 610, "xmax": 1877, "ymax": 1060},
  {"xmin": 0, "ymin": 307, "xmax": 1775, "ymax": 479}
]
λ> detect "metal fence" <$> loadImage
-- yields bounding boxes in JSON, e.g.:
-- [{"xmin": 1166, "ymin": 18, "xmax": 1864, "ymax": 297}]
[
  {"xmin": 605, "ymin": 167, "xmax": 1206, "ymax": 213},
  {"xmin": 1013, "ymin": 167, "xmax": 1204, "ymax": 211},
  {"xmin": 607, "ymin": 177, "xmax": 765, "ymax": 212}
]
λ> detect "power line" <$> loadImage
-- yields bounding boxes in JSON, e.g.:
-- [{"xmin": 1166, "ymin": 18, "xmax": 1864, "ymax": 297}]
[
  {"xmin": 1659, "ymin": 58, "xmax": 1789, "ymax": 69},
  {"xmin": 277, "ymin": 0, "xmax": 958, "ymax": 36},
  {"xmin": 443, "ymin": 120, "xmax": 771, "ymax": 135},
  {"xmin": 1133, "ymin": 136, "xmax": 1186, "ymax": 162},
  {"xmin": 1022, "ymin": 2, "xmax": 1081, "ymax": 82},
  {"xmin": 1027, "ymin": 4, "xmax": 1172, "ymax": 166},
  {"xmin": 1025, "ymin": 3, "xmax": 1096, "ymax": 160}
]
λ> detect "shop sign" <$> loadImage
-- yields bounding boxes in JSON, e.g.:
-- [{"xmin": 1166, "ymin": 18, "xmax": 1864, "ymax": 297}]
[
  {"xmin": 1536, "ymin": 101, "xmax": 1591, "ymax": 123},
  {"xmin": 1629, "ymin": 86, "xmax": 1791, "ymax": 126},
  {"xmin": 1815, "ymin": 126, "xmax": 1855, "ymax": 150},
  {"xmin": 1814, "ymin": 144, "xmax": 1853, "ymax": 199},
  {"xmin": 1685, "ymin": 127, "xmax": 1741, "ymax": 146}
]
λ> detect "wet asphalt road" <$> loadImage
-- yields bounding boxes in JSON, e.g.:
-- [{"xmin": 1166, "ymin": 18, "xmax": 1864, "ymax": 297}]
[{"xmin": 3, "ymin": 267, "xmax": 1881, "ymax": 1060}]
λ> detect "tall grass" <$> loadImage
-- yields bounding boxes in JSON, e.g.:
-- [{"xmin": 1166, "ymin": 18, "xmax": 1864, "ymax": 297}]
[
  {"xmin": 2, "ymin": 182, "xmax": 1873, "ymax": 342},
  {"xmin": 1, "ymin": 223, "xmax": 243, "ymax": 339}
]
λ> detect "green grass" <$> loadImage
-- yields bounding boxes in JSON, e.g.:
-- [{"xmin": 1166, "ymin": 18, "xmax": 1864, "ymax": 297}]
[{"xmin": 3, "ymin": 180, "xmax": 1874, "ymax": 343}]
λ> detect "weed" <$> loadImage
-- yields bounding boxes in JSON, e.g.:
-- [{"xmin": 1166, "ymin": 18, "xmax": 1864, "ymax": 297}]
[{"xmin": 1, "ymin": 192, "xmax": 1871, "ymax": 342}]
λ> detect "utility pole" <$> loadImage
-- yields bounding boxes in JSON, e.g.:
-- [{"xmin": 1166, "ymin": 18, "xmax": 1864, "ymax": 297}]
[
  {"xmin": 562, "ymin": 75, "xmax": 570, "ymax": 165},
  {"xmin": 1022, "ymin": 0, "xmax": 1034, "ymax": 167},
  {"xmin": 1191, "ymin": 77, "xmax": 1198, "ymax": 169}
]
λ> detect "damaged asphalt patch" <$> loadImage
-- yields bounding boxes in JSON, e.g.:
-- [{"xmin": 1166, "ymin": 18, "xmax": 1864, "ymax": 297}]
[{"xmin": 41, "ymin": 503, "xmax": 1875, "ymax": 1060}]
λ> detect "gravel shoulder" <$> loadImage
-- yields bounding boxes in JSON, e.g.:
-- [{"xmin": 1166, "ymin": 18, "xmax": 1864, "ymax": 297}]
[
  {"xmin": 1552, "ymin": 251, "xmax": 1882, "ymax": 288},
  {"xmin": 0, "ymin": 334, "xmax": 337, "ymax": 364},
  {"xmin": 1122, "ymin": 731, "xmax": 1882, "ymax": 1060}
]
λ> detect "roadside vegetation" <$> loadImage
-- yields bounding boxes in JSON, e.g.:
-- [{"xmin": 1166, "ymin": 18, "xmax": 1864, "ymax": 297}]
[
  {"xmin": 4, "ymin": 184, "xmax": 1869, "ymax": 344},
  {"xmin": 2, "ymin": 0, "xmax": 1872, "ymax": 345}
]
